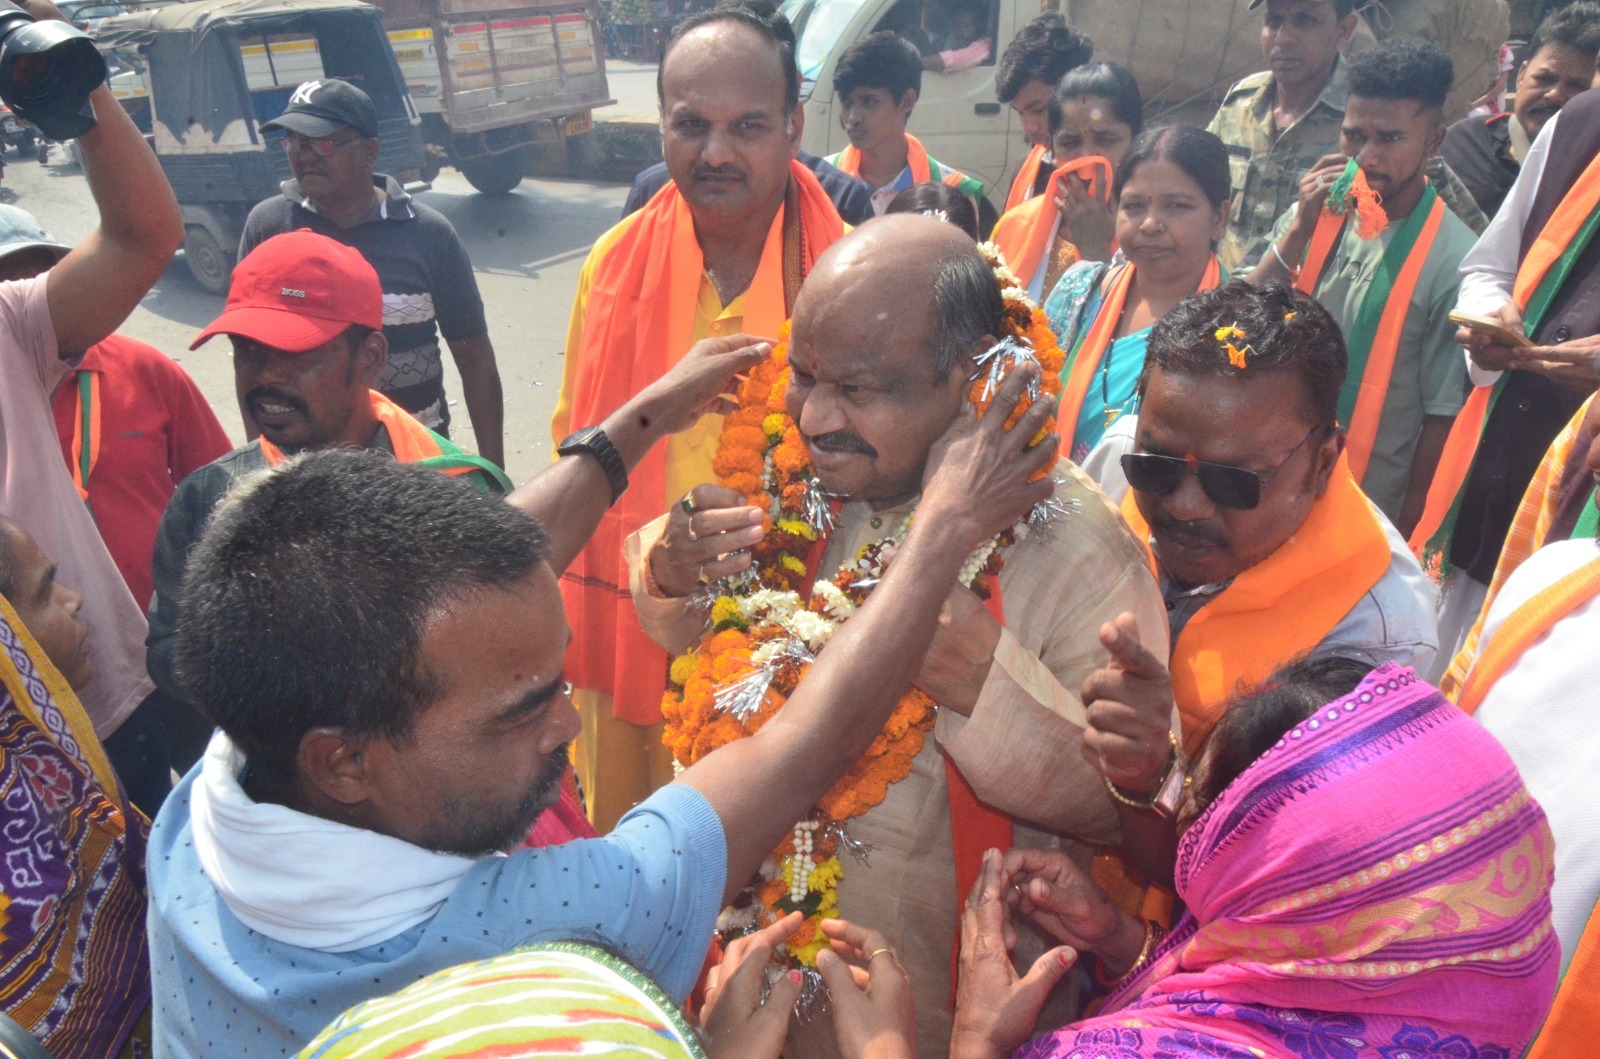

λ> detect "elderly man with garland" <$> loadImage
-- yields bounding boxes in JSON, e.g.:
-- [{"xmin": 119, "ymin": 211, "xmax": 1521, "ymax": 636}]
[
  {"xmin": 631, "ymin": 215, "xmax": 1168, "ymax": 1058},
  {"xmin": 554, "ymin": 0, "xmax": 847, "ymax": 832}
]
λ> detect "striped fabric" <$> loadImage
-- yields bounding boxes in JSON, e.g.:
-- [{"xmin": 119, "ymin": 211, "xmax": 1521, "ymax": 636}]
[
  {"xmin": 1441, "ymin": 393, "xmax": 1596, "ymax": 699},
  {"xmin": 298, "ymin": 943, "xmax": 707, "ymax": 1059},
  {"xmin": 0, "ymin": 596, "xmax": 149, "ymax": 1059}
]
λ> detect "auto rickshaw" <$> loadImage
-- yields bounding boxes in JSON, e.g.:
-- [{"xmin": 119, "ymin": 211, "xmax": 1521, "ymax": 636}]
[{"xmin": 93, "ymin": 0, "xmax": 425, "ymax": 293}]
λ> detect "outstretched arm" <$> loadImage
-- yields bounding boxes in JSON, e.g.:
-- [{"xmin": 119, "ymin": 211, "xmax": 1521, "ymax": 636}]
[
  {"xmin": 506, "ymin": 333, "xmax": 773, "ymax": 574},
  {"xmin": 680, "ymin": 370, "xmax": 1058, "ymax": 906},
  {"xmin": 30, "ymin": 0, "xmax": 182, "ymax": 356}
]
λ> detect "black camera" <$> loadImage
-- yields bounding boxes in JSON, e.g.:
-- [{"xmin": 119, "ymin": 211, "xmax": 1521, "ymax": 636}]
[{"xmin": 0, "ymin": 0, "xmax": 106, "ymax": 140}]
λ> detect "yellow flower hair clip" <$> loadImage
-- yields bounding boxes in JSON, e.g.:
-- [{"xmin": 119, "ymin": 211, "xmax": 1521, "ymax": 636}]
[
  {"xmin": 1284, "ymin": 311, "xmax": 1296, "ymax": 322},
  {"xmin": 1214, "ymin": 322, "xmax": 1253, "ymax": 369}
]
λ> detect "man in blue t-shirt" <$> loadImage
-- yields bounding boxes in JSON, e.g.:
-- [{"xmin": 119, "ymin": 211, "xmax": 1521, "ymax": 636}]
[{"xmin": 146, "ymin": 236, "xmax": 1056, "ymax": 1055}]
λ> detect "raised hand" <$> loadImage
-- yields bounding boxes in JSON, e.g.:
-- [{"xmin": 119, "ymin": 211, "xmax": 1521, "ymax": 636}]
[
  {"xmin": 1080, "ymin": 613, "xmax": 1176, "ymax": 794},
  {"xmin": 699, "ymin": 912, "xmax": 804, "ymax": 1059},
  {"xmin": 630, "ymin": 333, "xmax": 774, "ymax": 438},
  {"xmin": 1056, "ymin": 172, "xmax": 1116, "ymax": 264},
  {"xmin": 951, "ymin": 849, "xmax": 1077, "ymax": 1059},
  {"xmin": 1290, "ymin": 153, "xmax": 1352, "ymax": 239},
  {"xmin": 919, "ymin": 362, "xmax": 1057, "ymax": 554},
  {"xmin": 647, "ymin": 484, "xmax": 767, "ymax": 598},
  {"xmin": 815, "ymin": 919, "xmax": 918, "ymax": 1059}
]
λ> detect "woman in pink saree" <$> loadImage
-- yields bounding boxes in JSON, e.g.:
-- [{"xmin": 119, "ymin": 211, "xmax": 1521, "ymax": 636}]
[{"xmin": 953, "ymin": 661, "xmax": 1560, "ymax": 1059}]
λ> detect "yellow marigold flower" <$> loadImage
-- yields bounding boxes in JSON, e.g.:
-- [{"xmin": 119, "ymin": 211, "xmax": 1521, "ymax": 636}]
[
  {"xmin": 710, "ymin": 596, "xmax": 744, "ymax": 629},
  {"xmin": 668, "ymin": 653, "xmax": 696, "ymax": 688},
  {"xmin": 780, "ymin": 553, "xmax": 808, "ymax": 576},
  {"xmin": 1214, "ymin": 322, "xmax": 1246, "ymax": 343},
  {"xmin": 808, "ymin": 855, "xmax": 844, "ymax": 891},
  {"xmin": 776, "ymin": 518, "xmax": 818, "ymax": 541},
  {"xmin": 791, "ymin": 930, "xmax": 831, "ymax": 967},
  {"xmin": 762, "ymin": 413, "xmax": 787, "ymax": 441}
]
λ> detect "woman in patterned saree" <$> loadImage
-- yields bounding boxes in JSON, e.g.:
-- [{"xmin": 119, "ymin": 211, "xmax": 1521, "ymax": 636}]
[
  {"xmin": 0, "ymin": 517, "xmax": 150, "ymax": 1059},
  {"xmin": 952, "ymin": 659, "xmax": 1560, "ymax": 1059}
]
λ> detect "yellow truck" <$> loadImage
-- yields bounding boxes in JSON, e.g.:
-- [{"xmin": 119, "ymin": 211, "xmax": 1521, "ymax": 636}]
[{"xmin": 374, "ymin": 0, "xmax": 615, "ymax": 192}]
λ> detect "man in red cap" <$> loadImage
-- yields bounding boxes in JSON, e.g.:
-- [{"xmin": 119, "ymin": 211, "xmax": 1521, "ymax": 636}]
[{"xmin": 145, "ymin": 229, "xmax": 510, "ymax": 751}]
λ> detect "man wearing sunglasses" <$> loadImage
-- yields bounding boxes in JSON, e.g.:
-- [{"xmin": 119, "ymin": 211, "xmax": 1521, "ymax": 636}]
[
  {"xmin": 1075, "ymin": 281, "xmax": 1436, "ymax": 883},
  {"xmin": 239, "ymin": 79, "xmax": 506, "ymax": 469}
]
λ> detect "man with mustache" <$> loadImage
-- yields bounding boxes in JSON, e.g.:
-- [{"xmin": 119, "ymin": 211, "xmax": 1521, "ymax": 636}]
[
  {"xmin": 145, "ymin": 231, "xmax": 513, "ymax": 767},
  {"xmin": 1248, "ymin": 38, "xmax": 1476, "ymax": 535},
  {"xmin": 1206, "ymin": 0, "xmax": 1486, "ymax": 271},
  {"xmin": 238, "ymin": 79, "xmax": 505, "ymax": 468},
  {"xmin": 146, "ymin": 330, "xmax": 1054, "ymax": 1055},
  {"xmin": 633, "ymin": 216, "xmax": 1168, "ymax": 1055},
  {"xmin": 553, "ymin": 0, "xmax": 846, "ymax": 831},
  {"xmin": 1073, "ymin": 280, "xmax": 1436, "ymax": 883},
  {"xmin": 1442, "ymin": 4, "xmax": 1600, "ymax": 219},
  {"xmin": 824, "ymin": 32, "xmax": 989, "ymax": 223}
]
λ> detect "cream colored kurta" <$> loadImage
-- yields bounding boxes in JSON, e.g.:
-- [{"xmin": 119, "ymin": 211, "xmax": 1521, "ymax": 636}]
[{"xmin": 627, "ymin": 465, "xmax": 1169, "ymax": 1057}]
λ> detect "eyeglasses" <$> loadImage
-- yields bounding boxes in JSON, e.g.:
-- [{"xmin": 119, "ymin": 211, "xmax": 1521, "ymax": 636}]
[
  {"xmin": 280, "ymin": 133, "xmax": 364, "ymax": 157},
  {"xmin": 1120, "ymin": 427, "xmax": 1322, "ymax": 511}
]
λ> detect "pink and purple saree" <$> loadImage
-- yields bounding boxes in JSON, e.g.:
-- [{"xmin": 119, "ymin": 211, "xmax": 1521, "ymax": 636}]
[{"xmin": 1020, "ymin": 664, "xmax": 1558, "ymax": 1059}]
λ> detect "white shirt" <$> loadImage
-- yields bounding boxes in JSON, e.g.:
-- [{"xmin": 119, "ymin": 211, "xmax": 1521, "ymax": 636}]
[
  {"xmin": 1456, "ymin": 110, "xmax": 1561, "ymax": 387},
  {"xmin": 1473, "ymin": 536, "xmax": 1600, "ymax": 975}
]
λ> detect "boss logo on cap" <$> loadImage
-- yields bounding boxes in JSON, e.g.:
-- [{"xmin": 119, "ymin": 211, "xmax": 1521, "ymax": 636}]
[{"xmin": 281, "ymin": 288, "xmax": 307, "ymax": 298}]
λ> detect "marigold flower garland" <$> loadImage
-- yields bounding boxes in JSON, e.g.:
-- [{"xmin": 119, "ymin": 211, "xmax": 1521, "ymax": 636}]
[{"xmin": 661, "ymin": 243, "xmax": 1064, "ymax": 967}]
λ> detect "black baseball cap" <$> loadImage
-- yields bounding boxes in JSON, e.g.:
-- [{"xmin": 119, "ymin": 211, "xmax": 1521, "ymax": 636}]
[{"xmin": 261, "ymin": 79, "xmax": 378, "ymax": 140}]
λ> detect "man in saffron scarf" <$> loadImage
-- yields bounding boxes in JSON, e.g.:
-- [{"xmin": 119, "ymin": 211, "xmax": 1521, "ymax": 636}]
[
  {"xmin": 553, "ymin": 0, "xmax": 846, "ymax": 832},
  {"xmin": 824, "ymin": 32, "xmax": 990, "ymax": 224},
  {"xmin": 950, "ymin": 660, "xmax": 1559, "ymax": 1059},
  {"xmin": 994, "ymin": 14, "xmax": 1095, "ymax": 212},
  {"xmin": 146, "ymin": 231, "xmax": 509, "ymax": 776},
  {"xmin": 1247, "ymin": 39, "xmax": 1474, "ymax": 533},
  {"xmin": 1417, "ymin": 87, "xmax": 1600, "ymax": 669},
  {"xmin": 632, "ymin": 217, "xmax": 1168, "ymax": 1056},
  {"xmin": 1073, "ymin": 282, "xmax": 1435, "ymax": 898},
  {"xmin": 0, "ymin": 517, "xmax": 150, "ymax": 1059}
]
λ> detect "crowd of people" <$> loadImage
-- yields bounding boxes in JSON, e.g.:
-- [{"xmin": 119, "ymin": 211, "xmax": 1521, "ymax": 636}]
[{"xmin": 1, "ymin": 0, "xmax": 1598, "ymax": 1055}]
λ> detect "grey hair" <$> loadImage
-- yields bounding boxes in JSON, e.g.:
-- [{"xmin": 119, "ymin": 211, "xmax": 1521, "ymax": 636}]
[{"xmin": 930, "ymin": 249, "xmax": 1005, "ymax": 379}]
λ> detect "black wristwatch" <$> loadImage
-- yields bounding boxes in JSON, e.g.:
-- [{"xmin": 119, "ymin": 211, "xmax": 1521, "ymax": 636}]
[{"xmin": 557, "ymin": 426, "xmax": 629, "ymax": 505}]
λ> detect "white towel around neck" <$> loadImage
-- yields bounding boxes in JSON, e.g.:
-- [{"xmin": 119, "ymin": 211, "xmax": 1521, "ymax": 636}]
[{"xmin": 189, "ymin": 731, "xmax": 484, "ymax": 953}]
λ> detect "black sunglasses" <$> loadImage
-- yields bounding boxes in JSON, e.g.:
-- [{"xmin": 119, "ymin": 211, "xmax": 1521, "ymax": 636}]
[{"xmin": 1121, "ymin": 427, "xmax": 1321, "ymax": 511}]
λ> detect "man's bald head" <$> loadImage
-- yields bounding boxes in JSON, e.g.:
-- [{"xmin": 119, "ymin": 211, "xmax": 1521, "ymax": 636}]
[
  {"xmin": 800, "ymin": 214, "xmax": 1003, "ymax": 379},
  {"xmin": 658, "ymin": 2, "xmax": 799, "ymax": 115},
  {"xmin": 784, "ymin": 215, "xmax": 1003, "ymax": 504}
]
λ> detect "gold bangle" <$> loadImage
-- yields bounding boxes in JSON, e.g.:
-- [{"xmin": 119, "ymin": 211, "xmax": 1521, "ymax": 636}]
[
  {"xmin": 1103, "ymin": 731, "xmax": 1182, "ymax": 810},
  {"xmin": 1114, "ymin": 918, "xmax": 1165, "ymax": 986}
]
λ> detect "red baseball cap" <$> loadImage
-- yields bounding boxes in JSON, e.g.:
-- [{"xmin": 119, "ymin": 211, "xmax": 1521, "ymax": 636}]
[{"xmin": 191, "ymin": 230, "xmax": 383, "ymax": 352}]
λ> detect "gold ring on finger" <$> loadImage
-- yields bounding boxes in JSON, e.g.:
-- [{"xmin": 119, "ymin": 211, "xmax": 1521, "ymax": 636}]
[{"xmin": 866, "ymin": 947, "xmax": 895, "ymax": 963}]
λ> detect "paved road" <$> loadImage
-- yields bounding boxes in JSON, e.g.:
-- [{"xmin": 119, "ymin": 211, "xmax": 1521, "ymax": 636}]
[
  {"xmin": 7, "ymin": 149, "xmax": 629, "ymax": 483},
  {"xmin": 605, "ymin": 59, "xmax": 662, "ymax": 122}
]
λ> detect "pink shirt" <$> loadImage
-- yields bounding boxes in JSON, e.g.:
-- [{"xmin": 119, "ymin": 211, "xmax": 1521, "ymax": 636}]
[
  {"xmin": 938, "ymin": 36, "xmax": 992, "ymax": 73},
  {"xmin": 0, "ymin": 276, "xmax": 153, "ymax": 735}
]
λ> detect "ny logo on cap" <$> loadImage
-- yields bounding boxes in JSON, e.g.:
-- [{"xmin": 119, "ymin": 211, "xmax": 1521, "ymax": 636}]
[{"xmin": 290, "ymin": 81, "xmax": 323, "ymax": 107}]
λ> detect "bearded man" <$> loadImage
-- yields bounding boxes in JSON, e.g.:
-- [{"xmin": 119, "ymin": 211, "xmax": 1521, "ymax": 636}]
[
  {"xmin": 631, "ymin": 215, "xmax": 1167, "ymax": 1057},
  {"xmin": 554, "ymin": 0, "xmax": 845, "ymax": 830}
]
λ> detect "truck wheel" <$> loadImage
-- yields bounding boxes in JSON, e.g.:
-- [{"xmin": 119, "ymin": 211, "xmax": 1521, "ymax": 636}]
[
  {"xmin": 459, "ymin": 148, "xmax": 526, "ymax": 195},
  {"xmin": 184, "ymin": 225, "xmax": 233, "ymax": 295},
  {"xmin": 15, "ymin": 134, "xmax": 33, "ymax": 158}
]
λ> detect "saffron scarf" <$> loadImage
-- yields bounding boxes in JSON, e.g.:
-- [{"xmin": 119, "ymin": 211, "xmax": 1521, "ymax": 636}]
[
  {"xmin": 563, "ymin": 161, "xmax": 843, "ymax": 724},
  {"xmin": 834, "ymin": 133, "xmax": 970, "ymax": 191},
  {"xmin": 1120, "ymin": 454, "xmax": 1390, "ymax": 757},
  {"xmin": 258, "ymin": 389, "xmax": 511, "ymax": 492},
  {"xmin": 1295, "ymin": 182, "xmax": 1446, "ymax": 481},
  {"xmin": 0, "ymin": 596, "xmax": 150, "ymax": 1059},
  {"xmin": 1059, "ymin": 256, "xmax": 1222, "ymax": 459},
  {"xmin": 1440, "ymin": 393, "xmax": 1596, "ymax": 697},
  {"xmin": 1019, "ymin": 665, "xmax": 1559, "ymax": 1059},
  {"xmin": 1528, "ymin": 900, "xmax": 1600, "ymax": 1059},
  {"xmin": 1410, "ymin": 147, "xmax": 1600, "ymax": 575},
  {"xmin": 1455, "ymin": 552, "xmax": 1600, "ymax": 716},
  {"xmin": 68, "ymin": 369, "xmax": 99, "ymax": 507},
  {"xmin": 1006, "ymin": 144, "xmax": 1049, "ymax": 211},
  {"xmin": 296, "ymin": 943, "xmax": 707, "ymax": 1059},
  {"xmin": 991, "ymin": 156, "xmax": 1113, "ymax": 293}
]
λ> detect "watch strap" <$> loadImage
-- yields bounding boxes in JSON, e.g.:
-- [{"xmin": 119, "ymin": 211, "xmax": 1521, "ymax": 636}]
[{"xmin": 558, "ymin": 427, "xmax": 629, "ymax": 505}]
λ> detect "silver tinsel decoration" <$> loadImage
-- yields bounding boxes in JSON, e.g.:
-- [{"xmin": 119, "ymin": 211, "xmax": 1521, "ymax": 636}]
[
  {"xmin": 1025, "ymin": 496, "xmax": 1080, "ymax": 541},
  {"xmin": 800, "ymin": 476, "xmax": 837, "ymax": 535},
  {"xmin": 825, "ymin": 822, "xmax": 875, "ymax": 865},
  {"xmin": 759, "ymin": 964, "xmax": 829, "ymax": 1021},
  {"xmin": 711, "ymin": 635, "xmax": 814, "ymax": 721},
  {"xmin": 970, "ymin": 335, "xmax": 1042, "ymax": 405}
]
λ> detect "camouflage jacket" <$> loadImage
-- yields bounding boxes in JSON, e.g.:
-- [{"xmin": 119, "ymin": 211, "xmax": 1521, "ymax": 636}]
[{"xmin": 1207, "ymin": 67, "xmax": 1488, "ymax": 271}]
